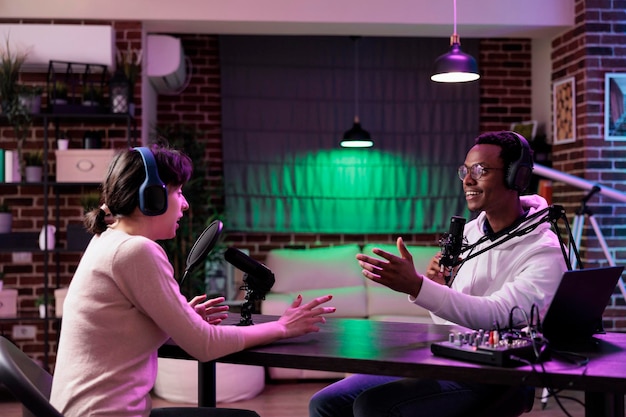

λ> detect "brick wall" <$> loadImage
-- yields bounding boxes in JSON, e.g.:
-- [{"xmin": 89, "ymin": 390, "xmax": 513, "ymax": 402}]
[
  {"xmin": 2, "ymin": 3, "xmax": 625, "ymax": 366},
  {"xmin": 479, "ymin": 38, "xmax": 533, "ymax": 132},
  {"xmin": 549, "ymin": 0, "xmax": 626, "ymax": 330},
  {"xmin": 0, "ymin": 19, "xmax": 142, "ymax": 366}
]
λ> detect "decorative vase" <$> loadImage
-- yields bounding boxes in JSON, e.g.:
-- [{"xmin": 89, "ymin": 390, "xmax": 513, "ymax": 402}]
[{"xmin": 38, "ymin": 225, "xmax": 56, "ymax": 250}]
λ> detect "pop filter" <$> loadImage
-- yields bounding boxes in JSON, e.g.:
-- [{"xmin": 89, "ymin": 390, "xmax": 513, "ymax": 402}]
[{"xmin": 180, "ymin": 220, "xmax": 223, "ymax": 284}]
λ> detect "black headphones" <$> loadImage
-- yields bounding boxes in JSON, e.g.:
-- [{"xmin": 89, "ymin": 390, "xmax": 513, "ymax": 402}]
[
  {"xmin": 507, "ymin": 132, "xmax": 534, "ymax": 192},
  {"xmin": 134, "ymin": 147, "xmax": 168, "ymax": 216}
]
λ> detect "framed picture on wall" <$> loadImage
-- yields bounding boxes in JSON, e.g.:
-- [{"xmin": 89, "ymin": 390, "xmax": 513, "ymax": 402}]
[
  {"xmin": 510, "ymin": 120, "xmax": 537, "ymax": 141},
  {"xmin": 553, "ymin": 76, "xmax": 576, "ymax": 144},
  {"xmin": 604, "ymin": 73, "xmax": 626, "ymax": 141}
]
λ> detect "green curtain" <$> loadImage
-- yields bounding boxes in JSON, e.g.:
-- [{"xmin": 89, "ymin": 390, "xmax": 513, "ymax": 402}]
[{"xmin": 221, "ymin": 36, "xmax": 479, "ymax": 233}]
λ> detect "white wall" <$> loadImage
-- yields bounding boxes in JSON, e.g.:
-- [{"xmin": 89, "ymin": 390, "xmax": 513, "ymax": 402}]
[{"xmin": 2, "ymin": 0, "xmax": 574, "ymax": 38}]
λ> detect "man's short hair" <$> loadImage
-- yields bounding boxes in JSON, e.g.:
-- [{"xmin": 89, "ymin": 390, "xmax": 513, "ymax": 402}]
[{"xmin": 475, "ymin": 131, "xmax": 534, "ymax": 192}]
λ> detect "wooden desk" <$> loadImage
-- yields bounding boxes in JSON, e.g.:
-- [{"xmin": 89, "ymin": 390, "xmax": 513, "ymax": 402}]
[{"xmin": 158, "ymin": 315, "xmax": 626, "ymax": 417}]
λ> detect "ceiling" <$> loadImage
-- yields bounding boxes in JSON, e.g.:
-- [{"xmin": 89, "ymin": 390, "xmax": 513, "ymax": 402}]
[{"xmin": 1, "ymin": 0, "xmax": 575, "ymax": 39}]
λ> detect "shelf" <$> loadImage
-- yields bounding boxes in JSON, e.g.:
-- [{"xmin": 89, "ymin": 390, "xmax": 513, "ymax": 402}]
[
  {"xmin": 0, "ymin": 110, "xmax": 134, "ymax": 369},
  {"xmin": 0, "ymin": 232, "xmax": 39, "ymax": 252},
  {"xmin": 0, "ymin": 316, "xmax": 57, "ymax": 323},
  {"xmin": 42, "ymin": 112, "xmax": 134, "ymax": 123}
]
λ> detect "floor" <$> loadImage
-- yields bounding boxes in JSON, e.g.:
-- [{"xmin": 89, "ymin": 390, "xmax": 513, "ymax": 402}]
[{"xmin": 0, "ymin": 381, "xmax": 592, "ymax": 417}]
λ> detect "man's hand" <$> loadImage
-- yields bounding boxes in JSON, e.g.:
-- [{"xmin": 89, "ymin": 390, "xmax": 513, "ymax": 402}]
[{"xmin": 356, "ymin": 237, "xmax": 424, "ymax": 298}]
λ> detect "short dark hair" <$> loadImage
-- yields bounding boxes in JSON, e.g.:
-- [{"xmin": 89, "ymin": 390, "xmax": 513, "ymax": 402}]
[
  {"xmin": 474, "ymin": 131, "xmax": 535, "ymax": 192},
  {"xmin": 474, "ymin": 131, "xmax": 533, "ymax": 169}
]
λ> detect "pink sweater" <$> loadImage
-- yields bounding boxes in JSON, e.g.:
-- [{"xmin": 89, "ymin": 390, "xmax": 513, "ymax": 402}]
[{"xmin": 50, "ymin": 229, "xmax": 245, "ymax": 417}]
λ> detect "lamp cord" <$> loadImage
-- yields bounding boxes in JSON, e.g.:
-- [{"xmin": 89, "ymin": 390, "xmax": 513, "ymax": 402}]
[
  {"xmin": 453, "ymin": 0, "xmax": 457, "ymax": 36},
  {"xmin": 354, "ymin": 37, "xmax": 359, "ymax": 120}
]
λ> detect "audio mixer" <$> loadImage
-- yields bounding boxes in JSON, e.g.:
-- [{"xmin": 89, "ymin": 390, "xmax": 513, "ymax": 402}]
[{"xmin": 431, "ymin": 330, "xmax": 542, "ymax": 367}]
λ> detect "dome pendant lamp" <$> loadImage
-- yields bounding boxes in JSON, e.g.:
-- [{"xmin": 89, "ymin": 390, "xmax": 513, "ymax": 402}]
[
  {"xmin": 341, "ymin": 36, "xmax": 374, "ymax": 148},
  {"xmin": 431, "ymin": 0, "xmax": 480, "ymax": 83}
]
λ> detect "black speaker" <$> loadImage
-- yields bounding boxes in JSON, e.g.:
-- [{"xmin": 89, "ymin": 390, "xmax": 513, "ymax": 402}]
[
  {"xmin": 134, "ymin": 147, "xmax": 168, "ymax": 216},
  {"xmin": 507, "ymin": 132, "xmax": 534, "ymax": 192}
]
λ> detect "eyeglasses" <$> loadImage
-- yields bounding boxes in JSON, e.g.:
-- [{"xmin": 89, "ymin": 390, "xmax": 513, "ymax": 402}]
[{"xmin": 457, "ymin": 164, "xmax": 504, "ymax": 181}]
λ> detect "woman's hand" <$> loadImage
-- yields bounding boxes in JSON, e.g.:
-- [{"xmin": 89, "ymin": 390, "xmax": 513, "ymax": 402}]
[
  {"xmin": 277, "ymin": 294, "xmax": 336, "ymax": 339},
  {"xmin": 189, "ymin": 295, "xmax": 229, "ymax": 325},
  {"xmin": 240, "ymin": 294, "xmax": 335, "ymax": 349}
]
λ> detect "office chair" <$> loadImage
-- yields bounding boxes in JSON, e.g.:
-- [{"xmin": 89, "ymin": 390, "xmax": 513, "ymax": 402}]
[{"xmin": 0, "ymin": 336, "xmax": 259, "ymax": 417}]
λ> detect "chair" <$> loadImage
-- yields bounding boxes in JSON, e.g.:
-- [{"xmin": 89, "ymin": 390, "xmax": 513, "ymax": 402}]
[
  {"xmin": 0, "ymin": 336, "xmax": 259, "ymax": 417},
  {"xmin": 0, "ymin": 335, "xmax": 61, "ymax": 417},
  {"xmin": 471, "ymin": 385, "xmax": 535, "ymax": 417}
]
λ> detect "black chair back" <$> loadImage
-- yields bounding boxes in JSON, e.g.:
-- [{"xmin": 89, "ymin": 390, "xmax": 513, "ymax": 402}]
[
  {"xmin": 0, "ymin": 336, "xmax": 63, "ymax": 417},
  {"xmin": 0, "ymin": 336, "xmax": 260, "ymax": 417}
]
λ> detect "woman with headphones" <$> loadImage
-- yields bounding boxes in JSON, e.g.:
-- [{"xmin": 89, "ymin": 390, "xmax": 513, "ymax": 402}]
[{"xmin": 50, "ymin": 143, "xmax": 335, "ymax": 417}]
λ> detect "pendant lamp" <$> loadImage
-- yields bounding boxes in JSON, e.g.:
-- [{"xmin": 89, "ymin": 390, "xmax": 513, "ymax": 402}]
[
  {"xmin": 341, "ymin": 37, "xmax": 374, "ymax": 148},
  {"xmin": 431, "ymin": 0, "xmax": 480, "ymax": 83}
]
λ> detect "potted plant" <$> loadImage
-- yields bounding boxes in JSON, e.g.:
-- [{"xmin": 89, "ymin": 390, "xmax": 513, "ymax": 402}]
[
  {"xmin": 111, "ymin": 45, "xmax": 142, "ymax": 115},
  {"xmin": 17, "ymin": 84, "xmax": 43, "ymax": 114},
  {"xmin": 82, "ymin": 83, "xmax": 103, "ymax": 107},
  {"xmin": 0, "ymin": 202, "xmax": 12, "ymax": 234},
  {"xmin": 35, "ymin": 294, "xmax": 47, "ymax": 318},
  {"xmin": 66, "ymin": 193, "xmax": 99, "ymax": 251},
  {"xmin": 57, "ymin": 130, "xmax": 71, "ymax": 150},
  {"xmin": 0, "ymin": 38, "xmax": 31, "ymax": 181},
  {"xmin": 0, "ymin": 37, "xmax": 27, "ymax": 113},
  {"xmin": 23, "ymin": 150, "xmax": 43, "ymax": 182},
  {"xmin": 49, "ymin": 80, "xmax": 68, "ymax": 105},
  {"xmin": 80, "ymin": 192, "xmax": 101, "ymax": 213},
  {"xmin": 116, "ymin": 45, "xmax": 142, "ymax": 90}
]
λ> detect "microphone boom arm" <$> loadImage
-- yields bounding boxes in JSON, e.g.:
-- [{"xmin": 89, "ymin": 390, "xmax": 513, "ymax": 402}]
[{"xmin": 455, "ymin": 205, "xmax": 579, "ymax": 271}]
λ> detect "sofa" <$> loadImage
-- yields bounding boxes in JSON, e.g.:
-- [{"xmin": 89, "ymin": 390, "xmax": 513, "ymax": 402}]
[
  {"xmin": 153, "ymin": 242, "xmax": 439, "ymax": 403},
  {"xmin": 261, "ymin": 243, "xmax": 438, "ymax": 379}
]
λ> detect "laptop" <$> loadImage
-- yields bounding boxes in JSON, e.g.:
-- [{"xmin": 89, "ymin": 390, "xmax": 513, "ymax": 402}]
[{"xmin": 541, "ymin": 265, "xmax": 624, "ymax": 350}]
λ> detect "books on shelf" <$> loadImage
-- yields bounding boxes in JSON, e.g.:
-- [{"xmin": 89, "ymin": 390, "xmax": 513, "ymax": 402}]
[{"xmin": 2, "ymin": 149, "xmax": 21, "ymax": 183}]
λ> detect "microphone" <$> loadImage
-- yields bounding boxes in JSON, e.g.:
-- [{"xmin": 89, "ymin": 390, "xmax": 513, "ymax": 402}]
[
  {"xmin": 224, "ymin": 247, "xmax": 275, "ymax": 294},
  {"xmin": 439, "ymin": 216, "xmax": 466, "ymax": 270}
]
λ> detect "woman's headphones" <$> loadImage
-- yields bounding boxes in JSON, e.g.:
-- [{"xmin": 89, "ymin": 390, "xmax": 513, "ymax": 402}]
[
  {"xmin": 506, "ymin": 132, "xmax": 534, "ymax": 192},
  {"xmin": 134, "ymin": 147, "xmax": 168, "ymax": 216}
]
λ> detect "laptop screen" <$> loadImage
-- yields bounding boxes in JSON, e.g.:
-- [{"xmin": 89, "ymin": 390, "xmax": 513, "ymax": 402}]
[{"xmin": 541, "ymin": 265, "xmax": 624, "ymax": 349}]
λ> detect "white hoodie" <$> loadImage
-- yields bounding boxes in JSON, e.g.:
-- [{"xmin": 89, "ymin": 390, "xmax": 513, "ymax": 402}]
[{"xmin": 413, "ymin": 195, "xmax": 567, "ymax": 330}]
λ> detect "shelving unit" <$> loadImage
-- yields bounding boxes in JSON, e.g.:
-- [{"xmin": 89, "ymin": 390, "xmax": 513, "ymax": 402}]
[{"xmin": 0, "ymin": 112, "xmax": 135, "ymax": 370}]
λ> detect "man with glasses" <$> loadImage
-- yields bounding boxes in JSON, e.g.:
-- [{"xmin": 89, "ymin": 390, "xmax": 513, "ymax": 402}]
[{"xmin": 309, "ymin": 131, "xmax": 567, "ymax": 417}]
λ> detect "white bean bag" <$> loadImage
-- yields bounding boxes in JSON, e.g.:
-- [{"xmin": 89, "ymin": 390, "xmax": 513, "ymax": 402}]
[{"xmin": 153, "ymin": 358, "xmax": 265, "ymax": 404}]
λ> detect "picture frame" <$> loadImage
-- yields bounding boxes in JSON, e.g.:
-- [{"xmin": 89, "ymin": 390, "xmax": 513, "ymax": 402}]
[
  {"xmin": 553, "ymin": 76, "xmax": 576, "ymax": 144},
  {"xmin": 604, "ymin": 73, "xmax": 626, "ymax": 141},
  {"xmin": 510, "ymin": 120, "xmax": 537, "ymax": 141}
]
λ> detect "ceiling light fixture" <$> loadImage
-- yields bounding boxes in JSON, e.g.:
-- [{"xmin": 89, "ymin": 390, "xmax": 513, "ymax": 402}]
[
  {"xmin": 431, "ymin": 0, "xmax": 480, "ymax": 83},
  {"xmin": 341, "ymin": 36, "xmax": 374, "ymax": 148}
]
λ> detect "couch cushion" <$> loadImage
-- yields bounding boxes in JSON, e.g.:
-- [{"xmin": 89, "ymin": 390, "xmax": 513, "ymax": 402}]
[
  {"xmin": 362, "ymin": 244, "xmax": 437, "ymax": 319},
  {"xmin": 265, "ymin": 244, "xmax": 363, "ymax": 292},
  {"xmin": 361, "ymin": 244, "xmax": 436, "ymax": 274}
]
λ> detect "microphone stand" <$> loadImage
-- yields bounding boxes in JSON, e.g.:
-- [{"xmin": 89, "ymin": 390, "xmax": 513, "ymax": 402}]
[
  {"xmin": 451, "ymin": 204, "xmax": 580, "ymax": 274},
  {"xmin": 534, "ymin": 163, "xmax": 626, "ymax": 300},
  {"xmin": 237, "ymin": 274, "xmax": 267, "ymax": 326}
]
